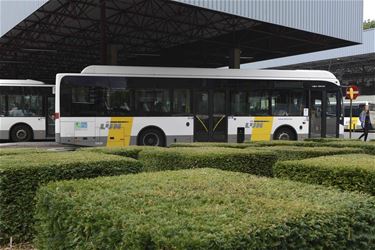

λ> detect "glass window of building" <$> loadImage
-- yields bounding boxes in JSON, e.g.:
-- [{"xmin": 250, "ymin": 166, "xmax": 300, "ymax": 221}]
[
  {"xmin": 249, "ymin": 91, "xmax": 270, "ymax": 116},
  {"xmin": 173, "ymin": 89, "xmax": 190, "ymax": 114}
]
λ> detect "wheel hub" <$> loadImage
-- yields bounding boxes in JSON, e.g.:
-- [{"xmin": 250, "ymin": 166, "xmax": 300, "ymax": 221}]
[{"xmin": 16, "ymin": 129, "xmax": 27, "ymax": 140}]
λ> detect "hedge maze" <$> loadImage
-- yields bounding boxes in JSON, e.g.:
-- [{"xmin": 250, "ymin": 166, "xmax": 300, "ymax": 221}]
[{"xmin": 1, "ymin": 139, "xmax": 374, "ymax": 249}]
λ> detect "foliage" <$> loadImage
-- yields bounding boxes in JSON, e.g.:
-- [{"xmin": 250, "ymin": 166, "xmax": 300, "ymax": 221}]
[
  {"xmin": 258, "ymin": 146, "xmax": 364, "ymax": 161},
  {"xmin": 274, "ymin": 154, "xmax": 375, "ymax": 195},
  {"xmin": 35, "ymin": 168, "xmax": 375, "ymax": 250},
  {"xmin": 363, "ymin": 19, "xmax": 375, "ymax": 30},
  {"xmin": 138, "ymin": 147, "xmax": 277, "ymax": 176},
  {"xmin": 80, "ymin": 146, "xmax": 154, "ymax": 159},
  {"xmin": 0, "ymin": 151, "xmax": 142, "ymax": 243},
  {"xmin": 170, "ymin": 142, "xmax": 250, "ymax": 149}
]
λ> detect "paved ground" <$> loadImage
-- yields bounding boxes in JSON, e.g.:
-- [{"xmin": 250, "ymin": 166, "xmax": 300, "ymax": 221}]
[
  {"xmin": 0, "ymin": 132, "xmax": 373, "ymax": 149},
  {"xmin": 344, "ymin": 131, "xmax": 375, "ymax": 140},
  {"xmin": 0, "ymin": 141, "xmax": 77, "ymax": 150}
]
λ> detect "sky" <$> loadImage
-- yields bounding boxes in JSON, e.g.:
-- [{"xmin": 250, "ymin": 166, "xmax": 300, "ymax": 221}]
[{"xmin": 363, "ymin": 0, "xmax": 375, "ymax": 20}]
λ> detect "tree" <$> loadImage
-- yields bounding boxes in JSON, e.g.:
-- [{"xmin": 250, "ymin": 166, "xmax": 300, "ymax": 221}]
[{"xmin": 363, "ymin": 19, "xmax": 375, "ymax": 30}]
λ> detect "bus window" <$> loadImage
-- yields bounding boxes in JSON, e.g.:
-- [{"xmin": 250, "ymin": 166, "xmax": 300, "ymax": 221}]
[
  {"xmin": 135, "ymin": 89, "xmax": 170, "ymax": 114},
  {"xmin": 0, "ymin": 95, "xmax": 5, "ymax": 116},
  {"xmin": 173, "ymin": 89, "xmax": 190, "ymax": 114},
  {"xmin": 326, "ymin": 92, "xmax": 337, "ymax": 116},
  {"xmin": 231, "ymin": 91, "xmax": 247, "ymax": 115},
  {"xmin": 290, "ymin": 91, "xmax": 304, "ymax": 116},
  {"xmin": 109, "ymin": 86, "xmax": 132, "ymax": 115},
  {"xmin": 249, "ymin": 91, "xmax": 270, "ymax": 116},
  {"xmin": 24, "ymin": 95, "xmax": 43, "ymax": 116},
  {"xmin": 271, "ymin": 90, "xmax": 289, "ymax": 116},
  {"xmin": 8, "ymin": 95, "xmax": 24, "ymax": 116}
]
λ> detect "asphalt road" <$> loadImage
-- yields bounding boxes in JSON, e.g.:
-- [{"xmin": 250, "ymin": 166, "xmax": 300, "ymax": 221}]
[
  {"xmin": 0, "ymin": 141, "xmax": 78, "ymax": 150},
  {"xmin": 0, "ymin": 132, "xmax": 373, "ymax": 149}
]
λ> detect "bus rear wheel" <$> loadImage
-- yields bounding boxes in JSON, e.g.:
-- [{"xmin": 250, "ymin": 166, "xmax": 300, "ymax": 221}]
[
  {"xmin": 10, "ymin": 124, "xmax": 33, "ymax": 142},
  {"xmin": 273, "ymin": 127, "xmax": 296, "ymax": 141},
  {"xmin": 138, "ymin": 128, "xmax": 165, "ymax": 147}
]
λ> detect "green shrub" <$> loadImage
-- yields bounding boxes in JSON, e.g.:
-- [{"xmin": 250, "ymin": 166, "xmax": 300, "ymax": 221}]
[
  {"xmin": 274, "ymin": 154, "xmax": 375, "ymax": 195},
  {"xmin": 170, "ymin": 142, "xmax": 249, "ymax": 149},
  {"xmin": 304, "ymin": 138, "xmax": 361, "ymax": 143},
  {"xmin": 80, "ymin": 146, "xmax": 153, "ymax": 159},
  {"xmin": 0, "ymin": 151, "xmax": 142, "ymax": 243},
  {"xmin": 35, "ymin": 168, "xmax": 375, "ymax": 249},
  {"xmin": 139, "ymin": 147, "xmax": 277, "ymax": 176},
  {"xmin": 259, "ymin": 146, "xmax": 365, "ymax": 161},
  {"xmin": 323, "ymin": 141, "xmax": 375, "ymax": 154}
]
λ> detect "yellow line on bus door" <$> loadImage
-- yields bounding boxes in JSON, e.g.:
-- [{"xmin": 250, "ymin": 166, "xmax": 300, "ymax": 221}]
[{"xmin": 251, "ymin": 117, "xmax": 273, "ymax": 141}]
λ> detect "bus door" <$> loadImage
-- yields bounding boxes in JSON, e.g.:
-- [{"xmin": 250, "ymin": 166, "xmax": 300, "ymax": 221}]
[
  {"xmin": 309, "ymin": 90, "xmax": 323, "ymax": 138},
  {"xmin": 46, "ymin": 96, "xmax": 55, "ymax": 138},
  {"xmin": 325, "ymin": 91, "xmax": 339, "ymax": 138},
  {"xmin": 193, "ymin": 90, "xmax": 227, "ymax": 142}
]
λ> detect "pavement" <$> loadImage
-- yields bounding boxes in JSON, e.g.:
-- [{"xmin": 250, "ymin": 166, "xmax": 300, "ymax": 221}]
[
  {"xmin": 343, "ymin": 131, "xmax": 375, "ymax": 140},
  {"xmin": 0, "ymin": 132, "xmax": 373, "ymax": 149},
  {"xmin": 0, "ymin": 141, "xmax": 78, "ymax": 151}
]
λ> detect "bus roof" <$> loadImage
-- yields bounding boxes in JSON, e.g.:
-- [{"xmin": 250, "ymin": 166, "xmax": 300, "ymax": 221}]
[
  {"xmin": 0, "ymin": 79, "xmax": 52, "ymax": 86},
  {"xmin": 79, "ymin": 66, "xmax": 340, "ymax": 86}
]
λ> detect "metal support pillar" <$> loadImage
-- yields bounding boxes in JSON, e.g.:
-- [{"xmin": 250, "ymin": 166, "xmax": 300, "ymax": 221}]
[
  {"xmin": 229, "ymin": 48, "xmax": 241, "ymax": 69},
  {"xmin": 107, "ymin": 44, "xmax": 120, "ymax": 65},
  {"xmin": 100, "ymin": 0, "xmax": 107, "ymax": 65}
]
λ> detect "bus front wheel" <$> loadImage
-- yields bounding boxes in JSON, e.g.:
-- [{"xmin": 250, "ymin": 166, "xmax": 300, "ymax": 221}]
[
  {"xmin": 138, "ymin": 128, "xmax": 165, "ymax": 147},
  {"xmin": 10, "ymin": 124, "xmax": 33, "ymax": 142},
  {"xmin": 273, "ymin": 127, "xmax": 296, "ymax": 141}
]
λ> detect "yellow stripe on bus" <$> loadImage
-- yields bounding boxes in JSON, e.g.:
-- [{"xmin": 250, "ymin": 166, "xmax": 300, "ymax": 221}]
[
  {"xmin": 349, "ymin": 117, "xmax": 359, "ymax": 130},
  {"xmin": 107, "ymin": 117, "xmax": 133, "ymax": 147},
  {"xmin": 251, "ymin": 117, "xmax": 273, "ymax": 141}
]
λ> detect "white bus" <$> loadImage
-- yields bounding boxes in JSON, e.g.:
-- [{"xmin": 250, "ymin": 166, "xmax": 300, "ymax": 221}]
[
  {"xmin": 55, "ymin": 66, "xmax": 343, "ymax": 147},
  {"xmin": 0, "ymin": 80, "xmax": 55, "ymax": 142},
  {"xmin": 343, "ymin": 98, "xmax": 375, "ymax": 131}
]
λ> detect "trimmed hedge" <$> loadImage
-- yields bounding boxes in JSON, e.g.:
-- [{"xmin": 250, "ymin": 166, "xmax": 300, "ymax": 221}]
[
  {"xmin": 35, "ymin": 168, "xmax": 375, "ymax": 249},
  {"xmin": 170, "ymin": 142, "xmax": 250, "ymax": 149},
  {"xmin": 0, "ymin": 151, "xmax": 142, "ymax": 243},
  {"xmin": 139, "ymin": 147, "xmax": 277, "ymax": 176},
  {"xmin": 304, "ymin": 138, "xmax": 362, "ymax": 143},
  {"xmin": 172, "ymin": 140, "xmax": 375, "ymax": 154},
  {"xmin": 274, "ymin": 154, "xmax": 375, "ymax": 195},
  {"xmin": 259, "ymin": 146, "xmax": 365, "ymax": 161},
  {"xmin": 80, "ymin": 146, "xmax": 153, "ymax": 159}
]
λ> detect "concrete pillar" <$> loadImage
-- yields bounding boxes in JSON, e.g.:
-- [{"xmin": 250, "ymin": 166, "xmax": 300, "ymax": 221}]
[{"xmin": 229, "ymin": 48, "xmax": 241, "ymax": 69}]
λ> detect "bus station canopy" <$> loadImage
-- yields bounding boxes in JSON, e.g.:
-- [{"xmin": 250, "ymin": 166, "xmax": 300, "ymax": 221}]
[{"xmin": 0, "ymin": 0, "xmax": 359, "ymax": 82}]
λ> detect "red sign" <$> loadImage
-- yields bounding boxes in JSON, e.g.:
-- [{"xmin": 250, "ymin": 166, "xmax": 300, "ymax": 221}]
[{"xmin": 345, "ymin": 85, "xmax": 359, "ymax": 100}]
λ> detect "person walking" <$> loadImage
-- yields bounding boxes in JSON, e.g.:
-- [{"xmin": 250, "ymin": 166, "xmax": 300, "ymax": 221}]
[{"xmin": 358, "ymin": 104, "xmax": 371, "ymax": 141}]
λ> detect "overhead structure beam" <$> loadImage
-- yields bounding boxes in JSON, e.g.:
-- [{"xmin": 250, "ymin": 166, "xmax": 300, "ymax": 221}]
[{"xmin": 0, "ymin": 0, "xmax": 356, "ymax": 81}]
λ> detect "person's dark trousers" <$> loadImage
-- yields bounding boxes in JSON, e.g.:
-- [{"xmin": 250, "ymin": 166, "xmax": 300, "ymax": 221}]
[{"xmin": 358, "ymin": 125, "xmax": 369, "ymax": 141}]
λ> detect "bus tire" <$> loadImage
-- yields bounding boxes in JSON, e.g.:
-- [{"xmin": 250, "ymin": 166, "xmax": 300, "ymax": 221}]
[
  {"xmin": 10, "ymin": 124, "xmax": 33, "ymax": 142},
  {"xmin": 273, "ymin": 127, "xmax": 297, "ymax": 141},
  {"xmin": 138, "ymin": 127, "xmax": 166, "ymax": 147}
]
